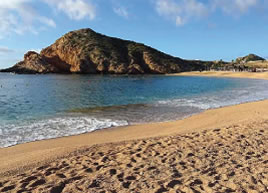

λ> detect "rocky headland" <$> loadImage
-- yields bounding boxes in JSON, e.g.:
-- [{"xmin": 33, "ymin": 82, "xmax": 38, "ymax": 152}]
[{"xmin": 0, "ymin": 28, "xmax": 208, "ymax": 74}]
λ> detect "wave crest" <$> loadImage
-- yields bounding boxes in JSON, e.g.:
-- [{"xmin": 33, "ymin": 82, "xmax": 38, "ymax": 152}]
[{"xmin": 0, "ymin": 115, "xmax": 128, "ymax": 148}]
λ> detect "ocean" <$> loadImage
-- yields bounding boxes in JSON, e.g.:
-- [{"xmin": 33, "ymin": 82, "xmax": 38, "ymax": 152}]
[{"xmin": 1, "ymin": 73, "xmax": 268, "ymax": 148}]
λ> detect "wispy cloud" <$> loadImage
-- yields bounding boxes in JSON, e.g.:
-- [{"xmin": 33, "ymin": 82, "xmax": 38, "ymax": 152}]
[
  {"xmin": 155, "ymin": 0, "xmax": 262, "ymax": 26},
  {"xmin": 113, "ymin": 6, "xmax": 129, "ymax": 19},
  {"xmin": 212, "ymin": 0, "xmax": 259, "ymax": 16},
  {"xmin": 155, "ymin": 0, "xmax": 208, "ymax": 26},
  {"xmin": 38, "ymin": 16, "xmax": 56, "ymax": 28},
  {"xmin": 43, "ymin": 0, "xmax": 96, "ymax": 21},
  {"xmin": 0, "ymin": 0, "xmax": 56, "ymax": 38},
  {"xmin": 0, "ymin": 47, "xmax": 15, "ymax": 55},
  {"xmin": 0, "ymin": 0, "xmax": 265, "ymax": 39},
  {"xmin": 0, "ymin": 0, "xmax": 96, "ymax": 38}
]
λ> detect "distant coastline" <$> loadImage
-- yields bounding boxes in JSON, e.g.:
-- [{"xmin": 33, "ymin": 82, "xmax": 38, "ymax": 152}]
[{"xmin": 171, "ymin": 70, "xmax": 268, "ymax": 80}]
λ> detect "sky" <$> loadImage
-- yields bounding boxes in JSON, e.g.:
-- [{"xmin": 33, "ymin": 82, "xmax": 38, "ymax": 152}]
[{"xmin": 0, "ymin": 0, "xmax": 268, "ymax": 69}]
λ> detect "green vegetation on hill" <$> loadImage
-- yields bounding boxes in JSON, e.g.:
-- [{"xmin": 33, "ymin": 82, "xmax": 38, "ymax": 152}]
[{"xmin": 235, "ymin": 54, "xmax": 265, "ymax": 64}]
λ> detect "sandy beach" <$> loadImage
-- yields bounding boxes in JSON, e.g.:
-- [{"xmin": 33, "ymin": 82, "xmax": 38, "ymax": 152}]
[
  {"xmin": 1, "ymin": 72, "xmax": 268, "ymax": 193},
  {"xmin": 0, "ymin": 96, "xmax": 268, "ymax": 192},
  {"xmin": 171, "ymin": 71, "xmax": 268, "ymax": 80},
  {"xmin": 1, "ymin": 0, "xmax": 267, "ymax": 190}
]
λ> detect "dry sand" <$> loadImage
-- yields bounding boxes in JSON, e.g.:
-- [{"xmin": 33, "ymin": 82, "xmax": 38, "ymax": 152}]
[
  {"xmin": 0, "ymin": 72, "xmax": 268, "ymax": 192},
  {"xmin": 0, "ymin": 120, "xmax": 267, "ymax": 193},
  {"xmin": 171, "ymin": 71, "xmax": 268, "ymax": 80}
]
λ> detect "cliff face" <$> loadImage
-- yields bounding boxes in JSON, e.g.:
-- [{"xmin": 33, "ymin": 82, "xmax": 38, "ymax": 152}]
[
  {"xmin": 0, "ymin": 51, "xmax": 59, "ymax": 74},
  {"xmin": 1, "ymin": 28, "xmax": 206, "ymax": 74}
]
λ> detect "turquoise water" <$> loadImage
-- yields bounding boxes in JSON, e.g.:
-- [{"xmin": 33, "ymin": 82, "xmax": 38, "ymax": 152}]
[{"xmin": 1, "ymin": 73, "xmax": 268, "ymax": 147}]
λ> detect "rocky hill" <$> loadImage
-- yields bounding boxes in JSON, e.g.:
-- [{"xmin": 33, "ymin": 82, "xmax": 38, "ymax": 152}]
[
  {"xmin": 1, "ymin": 28, "xmax": 208, "ymax": 74},
  {"xmin": 235, "ymin": 54, "xmax": 265, "ymax": 64}
]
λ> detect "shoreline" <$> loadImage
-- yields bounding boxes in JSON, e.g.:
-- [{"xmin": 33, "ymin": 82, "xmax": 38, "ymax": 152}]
[
  {"xmin": 1, "ymin": 71, "xmax": 268, "ymax": 192},
  {"xmin": 170, "ymin": 70, "xmax": 268, "ymax": 80},
  {"xmin": 1, "ymin": 99, "xmax": 268, "ymax": 176},
  {"xmin": 2, "ymin": 70, "xmax": 268, "ymax": 80}
]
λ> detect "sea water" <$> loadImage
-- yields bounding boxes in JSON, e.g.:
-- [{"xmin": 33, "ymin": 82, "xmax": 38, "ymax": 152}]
[{"xmin": 1, "ymin": 73, "xmax": 268, "ymax": 147}]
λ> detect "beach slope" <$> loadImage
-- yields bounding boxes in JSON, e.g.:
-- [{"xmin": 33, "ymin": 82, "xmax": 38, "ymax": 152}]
[{"xmin": 0, "ymin": 100, "xmax": 268, "ymax": 192}]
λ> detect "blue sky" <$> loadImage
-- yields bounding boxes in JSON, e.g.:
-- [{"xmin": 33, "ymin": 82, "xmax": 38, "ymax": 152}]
[{"xmin": 0, "ymin": 0, "xmax": 268, "ymax": 69}]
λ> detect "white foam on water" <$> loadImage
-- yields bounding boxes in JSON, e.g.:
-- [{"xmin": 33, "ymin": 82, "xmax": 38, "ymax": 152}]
[
  {"xmin": 157, "ymin": 98, "xmax": 212, "ymax": 109},
  {"xmin": 0, "ymin": 115, "xmax": 128, "ymax": 148},
  {"xmin": 156, "ymin": 88, "xmax": 268, "ymax": 111}
]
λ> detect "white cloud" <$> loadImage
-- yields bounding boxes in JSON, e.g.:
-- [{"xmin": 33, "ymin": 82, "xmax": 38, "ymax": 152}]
[
  {"xmin": 155, "ymin": 0, "xmax": 262, "ymax": 26},
  {"xmin": 155, "ymin": 0, "xmax": 208, "ymax": 26},
  {"xmin": 114, "ymin": 7, "xmax": 129, "ymax": 18},
  {"xmin": 0, "ymin": 0, "xmax": 56, "ymax": 38},
  {"xmin": 43, "ymin": 0, "xmax": 96, "ymax": 21},
  {"xmin": 0, "ymin": 0, "xmax": 31, "ymax": 9},
  {"xmin": 213, "ymin": 0, "xmax": 259, "ymax": 15},
  {"xmin": 38, "ymin": 17, "xmax": 56, "ymax": 28},
  {"xmin": 0, "ymin": 0, "xmax": 96, "ymax": 38}
]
